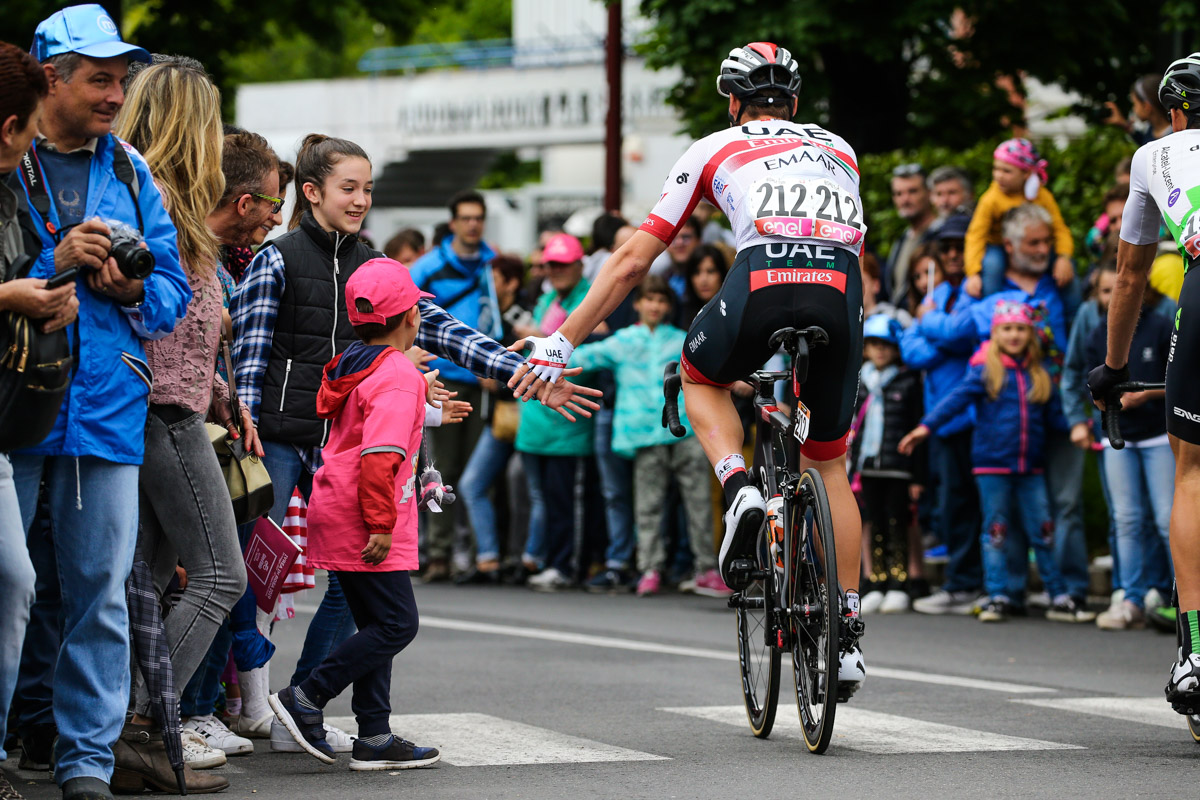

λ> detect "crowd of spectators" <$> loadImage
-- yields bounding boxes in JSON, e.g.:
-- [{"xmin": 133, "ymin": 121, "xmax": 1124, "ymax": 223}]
[{"xmin": 0, "ymin": 4, "xmax": 1187, "ymax": 798}]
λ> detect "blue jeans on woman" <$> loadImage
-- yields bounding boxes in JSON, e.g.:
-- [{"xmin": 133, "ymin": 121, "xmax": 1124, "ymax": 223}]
[
  {"xmin": 256, "ymin": 440, "xmax": 357, "ymax": 686},
  {"xmin": 460, "ymin": 428, "xmax": 516, "ymax": 563},
  {"xmin": 976, "ymin": 473, "xmax": 1066, "ymax": 601},
  {"xmin": 1103, "ymin": 440, "xmax": 1175, "ymax": 607},
  {"xmin": 0, "ymin": 455, "xmax": 36, "ymax": 761}
]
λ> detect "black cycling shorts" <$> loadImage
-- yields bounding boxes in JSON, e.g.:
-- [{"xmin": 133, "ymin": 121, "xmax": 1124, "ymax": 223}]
[
  {"xmin": 1167, "ymin": 265, "xmax": 1200, "ymax": 444},
  {"xmin": 680, "ymin": 243, "xmax": 863, "ymax": 460}
]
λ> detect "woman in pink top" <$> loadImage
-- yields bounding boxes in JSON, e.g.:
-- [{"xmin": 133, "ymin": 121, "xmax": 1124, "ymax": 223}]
[{"xmin": 114, "ymin": 62, "xmax": 263, "ymax": 759}]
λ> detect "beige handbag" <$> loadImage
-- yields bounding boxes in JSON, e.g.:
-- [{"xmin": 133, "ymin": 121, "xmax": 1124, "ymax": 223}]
[
  {"xmin": 207, "ymin": 338, "xmax": 274, "ymax": 523},
  {"xmin": 491, "ymin": 398, "xmax": 520, "ymax": 443}
]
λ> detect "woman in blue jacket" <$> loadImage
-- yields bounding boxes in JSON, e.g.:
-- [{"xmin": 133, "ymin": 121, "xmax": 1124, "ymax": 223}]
[{"xmin": 900, "ymin": 301, "xmax": 1084, "ymax": 623}]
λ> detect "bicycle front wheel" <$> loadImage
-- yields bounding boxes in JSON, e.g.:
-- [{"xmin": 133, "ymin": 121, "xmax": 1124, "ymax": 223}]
[
  {"xmin": 789, "ymin": 468, "xmax": 840, "ymax": 754},
  {"xmin": 1189, "ymin": 713, "xmax": 1200, "ymax": 743},
  {"xmin": 735, "ymin": 532, "xmax": 781, "ymax": 738}
]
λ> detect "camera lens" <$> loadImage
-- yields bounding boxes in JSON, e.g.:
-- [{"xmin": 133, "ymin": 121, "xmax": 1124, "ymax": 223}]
[{"xmin": 111, "ymin": 242, "xmax": 155, "ymax": 280}]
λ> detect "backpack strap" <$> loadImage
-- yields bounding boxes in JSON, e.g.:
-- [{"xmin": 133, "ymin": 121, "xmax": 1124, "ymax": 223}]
[{"xmin": 109, "ymin": 135, "xmax": 143, "ymax": 234}]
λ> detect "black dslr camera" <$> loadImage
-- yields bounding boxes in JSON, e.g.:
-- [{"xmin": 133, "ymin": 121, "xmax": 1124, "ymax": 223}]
[{"xmin": 98, "ymin": 218, "xmax": 155, "ymax": 280}]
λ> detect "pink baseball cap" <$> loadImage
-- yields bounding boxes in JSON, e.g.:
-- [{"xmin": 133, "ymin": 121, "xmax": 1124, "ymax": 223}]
[
  {"xmin": 542, "ymin": 233, "xmax": 584, "ymax": 264},
  {"xmin": 346, "ymin": 258, "xmax": 433, "ymax": 325}
]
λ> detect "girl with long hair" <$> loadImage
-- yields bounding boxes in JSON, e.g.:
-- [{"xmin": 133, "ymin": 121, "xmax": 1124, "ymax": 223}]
[
  {"xmin": 114, "ymin": 60, "xmax": 257, "ymax": 777},
  {"xmin": 900, "ymin": 301, "xmax": 1081, "ymax": 624}
]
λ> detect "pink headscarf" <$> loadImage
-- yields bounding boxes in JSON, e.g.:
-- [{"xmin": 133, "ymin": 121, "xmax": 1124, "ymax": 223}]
[
  {"xmin": 992, "ymin": 299, "xmax": 1034, "ymax": 327},
  {"xmin": 994, "ymin": 138, "xmax": 1048, "ymax": 200}
]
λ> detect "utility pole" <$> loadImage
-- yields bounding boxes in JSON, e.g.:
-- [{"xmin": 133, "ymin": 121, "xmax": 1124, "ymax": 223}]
[{"xmin": 604, "ymin": 1, "xmax": 622, "ymax": 212}]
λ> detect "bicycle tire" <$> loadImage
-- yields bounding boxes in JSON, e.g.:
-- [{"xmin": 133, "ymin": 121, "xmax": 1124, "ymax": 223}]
[
  {"xmin": 1189, "ymin": 713, "xmax": 1200, "ymax": 743},
  {"xmin": 788, "ymin": 467, "xmax": 840, "ymax": 754},
  {"xmin": 735, "ymin": 524, "xmax": 781, "ymax": 738}
]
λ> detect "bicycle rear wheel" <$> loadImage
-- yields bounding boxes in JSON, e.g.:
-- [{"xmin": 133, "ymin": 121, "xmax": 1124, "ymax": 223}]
[
  {"xmin": 735, "ymin": 529, "xmax": 781, "ymax": 738},
  {"xmin": 788, "ymin": 467, "xmax": 840, "ymax": 754},
  {"xmin": 1189, "ymin": 714, "xmax": 1200, "ymax": 743}
]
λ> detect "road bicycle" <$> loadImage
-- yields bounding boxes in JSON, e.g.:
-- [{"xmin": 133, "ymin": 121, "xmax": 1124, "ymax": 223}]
[
  {"xmin": 1101, "ymin": 380, "xmax": 1200, "ymax": 743},
  {"xmin": 663, "ymin": 326, "xmax": 858, "ymax": 754}
]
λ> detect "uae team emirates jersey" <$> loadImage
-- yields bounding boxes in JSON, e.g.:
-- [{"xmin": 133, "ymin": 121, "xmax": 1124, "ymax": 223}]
[{"xmin": 639, "ymin": 120, "xmax": 866, "ymax": 255}]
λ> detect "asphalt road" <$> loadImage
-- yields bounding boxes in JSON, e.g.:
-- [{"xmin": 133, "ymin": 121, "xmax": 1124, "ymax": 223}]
[{"xmin": 8, "ymin": 582, "xmax": 1200, "ymax": 799}]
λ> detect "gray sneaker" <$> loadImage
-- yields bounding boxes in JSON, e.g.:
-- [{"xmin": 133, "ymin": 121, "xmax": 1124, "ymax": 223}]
[
  {"xmin": 912, "ymin": 589, "xmax": 983, "ymax": 616},
  {"xmin": 1096, "ymin": 599, "xmax": 1146, "ymax": 630}
]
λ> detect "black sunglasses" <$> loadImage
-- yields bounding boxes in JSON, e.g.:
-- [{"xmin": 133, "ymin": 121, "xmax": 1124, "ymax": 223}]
[
  {"xmin": 250, "ymin": 192, "xmax": 284, "ymax": 214},
  {"xmin": 892, "ymin": 163, "xmax": 925, "ymax": 179}
]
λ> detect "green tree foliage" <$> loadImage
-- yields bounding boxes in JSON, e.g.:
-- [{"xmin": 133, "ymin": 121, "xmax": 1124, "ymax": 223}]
[
  {"xmin": 637, "ymin": 0, "xmax": 1197, "ymax": 153},
  {"xmin": 860, "ymin": 127, "xmax": 1136, "ymax": 262}
]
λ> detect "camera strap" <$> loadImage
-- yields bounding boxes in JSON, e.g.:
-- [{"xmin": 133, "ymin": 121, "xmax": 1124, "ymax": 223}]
[{"xmin": 17, "ymin": 136, "xmax": 144, "ymax": 241}]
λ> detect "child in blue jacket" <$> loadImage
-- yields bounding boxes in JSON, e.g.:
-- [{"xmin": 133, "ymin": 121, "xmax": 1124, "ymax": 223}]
[{"xmin": 900, "ymin": 301, "xmax": 1083, "ymax": 623}]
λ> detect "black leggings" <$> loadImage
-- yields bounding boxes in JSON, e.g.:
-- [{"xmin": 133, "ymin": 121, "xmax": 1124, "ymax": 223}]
[{"xmin": 859, "ymin": 476, "xmax": 911, "ymax": 590}]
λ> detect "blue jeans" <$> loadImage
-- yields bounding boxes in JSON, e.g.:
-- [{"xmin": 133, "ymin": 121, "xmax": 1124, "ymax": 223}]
[
  {"xmin": 981, "ymin": 245, "xmax": 1008, "ymax": 297},
  {"xmin": 593, "ymin": 408, "xmax": 635, "ymax": 569},
  {"xmin": 932, "ymin": 431, "xmax": 983, "ymax": 593},
  {"xmin": 1044, "ymin": 431, "xmax": 1090, "ymax": 600},
  {"xmin": 11, "ymin": 455, "xmax": 139, "ymax": 786},
  {"xmin": 976, "ymin": 473, "xmax": 1065, "ymax": 601},
  {"xmin": 460, "ymin": 428, "xmax": 516, "ymax": 563},
  {"xmin": 521, "ymin": 452, "xmax": 549, "ymax": 567},
  {"xmin": 256, "ymin": 439, "xmax": 356, "ymax": 686},
  {"xmin": 0, "ymin": 455, "xmax": 36, "ymax": 761},
  {"xmin": 1103, "ymin": 441, "xmax": 1175, "ymax": 607}
]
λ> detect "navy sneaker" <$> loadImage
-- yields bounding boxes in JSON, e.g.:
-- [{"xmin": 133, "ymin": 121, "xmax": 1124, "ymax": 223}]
[
  {"xmin": 585, "ymin": 569, "xmax": 635, "ymax": 594},
  {"xmin": 349, "ymin": 735, "xmax": 441, "ymax": 771},
  {"xmin": 268, "ymin": 686, "xmax": 335, "ymax": 764}
]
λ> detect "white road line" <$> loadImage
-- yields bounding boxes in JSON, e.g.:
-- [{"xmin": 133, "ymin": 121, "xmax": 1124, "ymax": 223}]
[
  {"xmin": 1013, "ymin": 697, "xmax": 1191, "ymax": 729},
  {"xmin": 661, "ymin": 705, "xmax": 1084, "ymax": 754},
  {"xmin": 324, "ymin": 713, "xmax": 668, "ymax": 766},
  {"xmin": 292, "ymin": 605, "xmax": 1054, "ymax": 694}
]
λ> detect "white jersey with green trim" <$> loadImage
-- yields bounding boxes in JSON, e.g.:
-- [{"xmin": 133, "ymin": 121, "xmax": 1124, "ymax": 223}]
[
  {"xmin": 1121, "ymin": 129, "xmax": 1200, "ymax": 260},
  {"xmin": 638, "ymin": 121, "xmax": 865, "ymax": 254}
]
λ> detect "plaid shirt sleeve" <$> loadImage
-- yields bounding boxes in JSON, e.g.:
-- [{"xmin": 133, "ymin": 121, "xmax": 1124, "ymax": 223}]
[
  {"xmin": 415, "ymin": 299, "xmax": 525, "ymax": 382},
  {"xmin": 231, "ymin": 246, "xmax": 286, "ymax": 423}
]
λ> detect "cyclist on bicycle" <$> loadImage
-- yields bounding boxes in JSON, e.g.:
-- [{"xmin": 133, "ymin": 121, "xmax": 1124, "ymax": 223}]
[
  {"xmin": 509, "ymin": 42, "xmax": 867, "ymax": 696},
  {"xmin": 1089, "ymin": 54, "xmax": 1200, "ymax": 714}
]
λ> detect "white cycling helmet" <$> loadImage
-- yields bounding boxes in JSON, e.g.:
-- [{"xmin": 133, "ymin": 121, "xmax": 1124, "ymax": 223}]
[{"xmin": 717, "ymin": 42, "xmax": 802, "ymax": 100}]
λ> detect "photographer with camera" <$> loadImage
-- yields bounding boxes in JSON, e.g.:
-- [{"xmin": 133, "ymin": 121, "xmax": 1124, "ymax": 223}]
[
  {"xmin": 7, "ymin": 8, "xmax": 191, "ymax": 800},
  {"xmin": 0, "ymin": 40, "xmax": 79, "ymax": 800}
]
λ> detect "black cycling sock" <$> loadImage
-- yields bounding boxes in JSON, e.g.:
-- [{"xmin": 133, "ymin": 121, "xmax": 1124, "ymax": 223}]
[{"xmin": 722, "ymin": 470, "xmax": 750, "ymax": 506}]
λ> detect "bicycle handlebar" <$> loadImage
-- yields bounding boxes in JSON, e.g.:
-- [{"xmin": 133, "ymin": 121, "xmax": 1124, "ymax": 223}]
[
  {"xmin": 662, "ymin": 361, "xmax": 686, "ymax": 438},
  {"xmin": 1102, "ymin": 381, "xmax": 1166, "ymax": 451}
]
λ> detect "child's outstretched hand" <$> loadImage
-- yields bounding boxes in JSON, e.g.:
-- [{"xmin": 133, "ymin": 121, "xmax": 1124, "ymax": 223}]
[
  {"xmin": 1052, "ymin": 255, "xmax": 1074, "ymax": 288},
  {"xmin": 964, "ymin": 274, "xmax": 982, "ymax": 298},
  {"xmin": 897, "ymin": 424, "xmax": 930, "ymax": 456},
  {"xmin": 440, "ymin": 400, "xmax": 473, "ymax": 425},
  {"xmin": 406, "ymin": 346, "xmax": 436, "ymax": 372},
  {"xmin": 361, "ymin": 532, "xmax": 392, "ymax": 565},
  {"xmin": 424, "ymin": 369, "xmax": 455, "ymax": 406}
]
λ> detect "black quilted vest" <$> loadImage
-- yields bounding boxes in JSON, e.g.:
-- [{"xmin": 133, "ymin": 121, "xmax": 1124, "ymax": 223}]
[{"xmin": 257, "ymin": 212, "xmax": 381, "ymax": 446}]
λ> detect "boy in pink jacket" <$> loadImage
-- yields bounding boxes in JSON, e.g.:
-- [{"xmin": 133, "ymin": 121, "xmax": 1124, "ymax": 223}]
[{"xmin": 270, "ymin": 258, "xmax": 442, "ymax": 771}]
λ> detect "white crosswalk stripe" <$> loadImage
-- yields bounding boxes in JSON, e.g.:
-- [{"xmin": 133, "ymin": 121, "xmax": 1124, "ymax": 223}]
[
  {"xmin": 660, "ymin": 705, "xmax": 1084, "ymax": 754},
  {"xmin": 324, "ymin": 713, "xmax": 669, "ymax": 766},
  {"xmin": 1013, "ymin": 697, "xmax": 1191, "ymax": 730}
]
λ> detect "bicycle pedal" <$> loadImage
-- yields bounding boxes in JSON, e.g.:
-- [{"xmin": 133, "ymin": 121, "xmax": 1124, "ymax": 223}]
[{"xmin": 730, "ymin": 558, "xmax": 756, "ymax": 574}]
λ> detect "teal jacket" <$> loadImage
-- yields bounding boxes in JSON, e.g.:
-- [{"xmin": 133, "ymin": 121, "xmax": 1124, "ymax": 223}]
[
  {"xmin": 572, "ymin": 323, "xmax": 692, "ymax": 458},
  {"xmin": 514, "ymin": 280, "xmax": 596, "ymax": 456}
]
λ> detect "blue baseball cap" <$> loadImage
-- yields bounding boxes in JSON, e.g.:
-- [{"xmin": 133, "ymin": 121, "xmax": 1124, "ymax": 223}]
[
  {"xmin": 31, "ymin": 4, "xmax": 150, "ymax": 64},
  {"xmin": 863, "ymin": 313, "xmax": 901, "ymax": 345}
]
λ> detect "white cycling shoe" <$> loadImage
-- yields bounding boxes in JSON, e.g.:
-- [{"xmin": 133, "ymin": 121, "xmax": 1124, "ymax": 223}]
[
  {"xmin": 837, "ymin": 644, "xmax": 866, "ymax": 701},
  {"xmin": 1167, "ymin": 649, "xmax": 1200, "ymax": 714},
  {"xmin": 718, "ymin": 485, "xmax": 766, "ymax": 590}
]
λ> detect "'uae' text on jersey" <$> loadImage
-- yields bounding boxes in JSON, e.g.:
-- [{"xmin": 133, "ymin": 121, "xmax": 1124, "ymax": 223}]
[{"xmin": 639, "ymin": 121, "xmax": 866, "ymax": 254}]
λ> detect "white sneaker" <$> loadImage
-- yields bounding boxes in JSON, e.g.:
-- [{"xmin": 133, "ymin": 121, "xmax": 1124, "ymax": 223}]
[
  {"xmin": 527, "ymin": 567, "xmax": 571, "ymax": 592},
  {"xmin": 1027, "ymin": 591, "xmax": 1050, "ymax": 610},
  {"xmin": 879, "ymin": 589, "xmax": 910, "ymax": 614},
  {"xmin": 912, "ymin": 589, "xmax": 984, "ymax": 615},
  {"xmin": 181, "ymin": 728, "xmax": 227, "ymax": 769},
  {"xmin": 837, "ymin": 644, "xmax": 866, "ymax": 700},
  {"xmin": 859, "ymin": 591, "xmax": 885, "ymax": 614},
  {"xmin": 226, "ymin": 712, "xmax": 273, "ymax": 739},
  {"xmin": 1146, "ymin": 588, "xmax": 1165, "ymax": 613},
  {"xmin": 718, "ymin": 485, "xmax": 766, "ymax": 589},
  {"xmin": 271, "ymin": 719, "xmax": 357, "ymax": 753},
  {"xmin": 184, "ymin": 713, "xmax": 254, "ymax": 756}
]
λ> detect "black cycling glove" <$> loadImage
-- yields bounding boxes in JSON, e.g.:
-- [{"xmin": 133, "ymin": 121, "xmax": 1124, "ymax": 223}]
[{"xmin": 1086, "ymin": 363, "xmax": 1130, "ymax": 408}]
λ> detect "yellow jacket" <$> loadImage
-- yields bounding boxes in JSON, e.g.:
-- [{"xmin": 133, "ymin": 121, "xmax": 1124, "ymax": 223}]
[{"xmin": 964, "ymin": 183, "xmax": 1074, "ymax": 276}]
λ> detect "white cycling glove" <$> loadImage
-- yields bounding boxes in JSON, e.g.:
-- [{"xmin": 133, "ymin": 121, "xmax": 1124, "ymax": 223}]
[{"xmin": 521, "ymin": 330, "xmax": 574, "ymax": 386}]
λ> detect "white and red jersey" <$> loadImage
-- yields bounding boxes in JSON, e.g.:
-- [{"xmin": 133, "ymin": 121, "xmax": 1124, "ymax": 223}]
[{"xmin": 640, "ymin": 120, "xmax": 865, "ymax": 254}]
